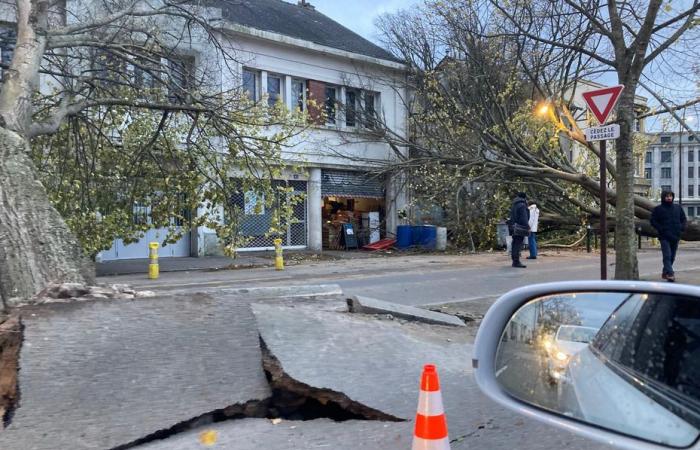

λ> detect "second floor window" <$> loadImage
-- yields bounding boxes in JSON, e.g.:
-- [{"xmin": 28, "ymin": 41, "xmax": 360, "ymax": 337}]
[
  {"xmin": 661, "ymin": 184, "xmax": 672, "ymax": 193},
  {"xmin": 689, "ymin": 149, "xmax": 695, "ymax": 162},
  {"xmin": 661, "ymin": 151, "xmax": 672, "ymax": 163},
  {"xmin": 345, "ymin": 90, "xmax": 358, "ymax": 127},
  {"xmin": 168, "ymin": 56, "xmax": 194, "ymax": 104},
  {"xmin": 645, "ymin": 151, "xmax": 652, "ymax": 164},
  {"xmin": 689, "ymin": 185, "xmax": 695, "ymax": 197},
  {"xmin": 325, "ymin": 87, "xmax": 337, "ymax": 125},
  {"xmin": 661, "ymin": 167, "xmax": 672, "ymax": 179},
  {"xmin": 644, "ymin": 168, "xmax": 652, "ymax": 179},
  {"xmin": 660, "ymin": 136, "xmax": 672, "ymax": 143},
  {"xmin": 690, "ymin": 166, "xmax": 695, "ymax": 179},
  {"xmin": 242, "ymin": 69, "xmax": 258, "ymax": 101},
  {"xmin": 364, "ymin": 92, "xmax": 377, "ymax": 128},
  {"xmin": 292, "ymin": 79, "xmax": 306, "ymax": 111},
  {"xmin": 267, "ymin": 75, "xmax": 282, "ymax": 107}
]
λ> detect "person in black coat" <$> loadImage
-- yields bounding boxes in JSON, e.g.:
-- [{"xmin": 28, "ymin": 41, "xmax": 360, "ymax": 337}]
[
  {"xmin": 650, "ymin": 190, "xmax": 687, "ymax": 282},
  {"xmin": 509, "ymin": 192, "xmax": 530, "ymax": 268}
]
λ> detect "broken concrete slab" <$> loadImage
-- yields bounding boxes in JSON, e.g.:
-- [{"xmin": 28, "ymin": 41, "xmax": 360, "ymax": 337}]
[
  {"xmin": 0, "ymin": 293, "xmax": 270, "ymax": 450},
  {"xmin": 348, "ymin": 295, "xmax": 465, "ymax": 327},
  {"xmin": 252, "ymin": 302, "xmax": 472, "ymax": 423},
  {"xmin": 137, "ymin": 418, "xmax": 413, "ymax": 450},
  {"xmin": 249, "ymin": 303, "xmax": 612, "ymax": 449}
]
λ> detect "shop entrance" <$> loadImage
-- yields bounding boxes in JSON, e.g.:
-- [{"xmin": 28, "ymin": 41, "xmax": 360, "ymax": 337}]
[{"xmin": 322, "ymin": 196, "xmax": 385, "ymax": 250}]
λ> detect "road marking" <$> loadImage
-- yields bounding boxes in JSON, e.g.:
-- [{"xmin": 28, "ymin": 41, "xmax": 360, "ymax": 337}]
[
  {"xmin": 134, "ymin": 275, "xmax": 295, "ymax": 290},
  {"xmin": 495, "ymin": 365, "xmax": 508, "ymax": 377}
]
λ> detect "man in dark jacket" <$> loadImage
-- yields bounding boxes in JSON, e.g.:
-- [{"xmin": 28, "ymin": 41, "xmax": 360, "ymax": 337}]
[
  {"xmin": 650, "ymin": 191, "xmax": 687, "ymax": 282},
  {"xmin": 509, "ymin": 192, "xmax": 530, "ymax": 268}
]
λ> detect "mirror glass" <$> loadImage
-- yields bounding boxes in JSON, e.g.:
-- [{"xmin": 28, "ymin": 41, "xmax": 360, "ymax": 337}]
[{"xmin": 496, "ymin": 291, "xmax": 700, "ymax": 447}]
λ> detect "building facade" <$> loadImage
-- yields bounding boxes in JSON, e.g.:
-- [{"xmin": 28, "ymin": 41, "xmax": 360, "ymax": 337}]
[
  {"xmin": 644, "ymin": 132, "xmax": 700, "ymax": 218},
  {"xmin": 97, "ymin": 0, "xmax": 409, "ymax": 260}
]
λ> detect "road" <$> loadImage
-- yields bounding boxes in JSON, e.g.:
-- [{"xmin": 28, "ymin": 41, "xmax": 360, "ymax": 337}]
[{"xmin": 101, "ymin": 246, "xmax": 700, "ymax": 307}]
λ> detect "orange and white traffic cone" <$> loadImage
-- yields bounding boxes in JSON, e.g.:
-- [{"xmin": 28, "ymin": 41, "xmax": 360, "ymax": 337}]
[{"xmin": 412, "ymin": 364, "xmax": 450, "ymax": 450}]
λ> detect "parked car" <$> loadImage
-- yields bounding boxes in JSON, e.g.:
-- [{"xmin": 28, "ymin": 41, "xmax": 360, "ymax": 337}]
[{"xmin": 473, "ymin": 281, "xmax": 700, "ymax": 450}]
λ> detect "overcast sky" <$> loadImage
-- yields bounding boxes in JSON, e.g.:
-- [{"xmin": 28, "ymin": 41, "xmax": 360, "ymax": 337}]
[{"xmin": 305, "ymin": 0, "xmax": 420, "ymax": 44}]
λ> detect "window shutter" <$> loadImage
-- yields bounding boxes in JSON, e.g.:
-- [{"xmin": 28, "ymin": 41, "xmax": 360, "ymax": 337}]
[{"xmin": 306, "ymin": 80, "xmax": 326, "ymax": 125}]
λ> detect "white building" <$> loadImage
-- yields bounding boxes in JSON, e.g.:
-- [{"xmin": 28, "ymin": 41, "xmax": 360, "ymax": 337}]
[
  {"xmin": 644, "ymin": 132, "xmax": 700, "ymax": 219},
  {"xmin": 96, "ymin": 0, "xmax": 409, "ymax": 260}
]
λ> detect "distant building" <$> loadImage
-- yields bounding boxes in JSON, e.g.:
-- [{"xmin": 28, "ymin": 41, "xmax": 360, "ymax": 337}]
[{"xmin": 644, "ymin": 132, "xmax": 700, "ymax": 219}]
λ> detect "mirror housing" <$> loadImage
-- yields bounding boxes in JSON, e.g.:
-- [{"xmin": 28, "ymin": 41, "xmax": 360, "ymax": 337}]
[{"xmin": 473, "ymin": 281, "xmax": 700, "ymax": 450}]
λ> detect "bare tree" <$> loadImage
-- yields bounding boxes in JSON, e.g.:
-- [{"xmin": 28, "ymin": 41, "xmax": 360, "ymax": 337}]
[
  {"xmin": 371, "ymin": 0, "xmax": 699, "ymax": 278},
  {"xmin": 0, "ymin": 0, "xmax": 305, "ymax": 305}
]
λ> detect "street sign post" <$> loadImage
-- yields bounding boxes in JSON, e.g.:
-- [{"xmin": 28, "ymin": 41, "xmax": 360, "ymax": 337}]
[{"xmin": 582, "ymin": 85, "xmax": 624, "ymax": 280}]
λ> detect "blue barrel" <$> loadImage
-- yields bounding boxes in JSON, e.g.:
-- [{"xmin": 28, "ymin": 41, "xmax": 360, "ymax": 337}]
[
  {"xmin": 411, "ymin": 225, "xmax": 423, "ymax": 246},
  {"xmin": 421, "ymin": 225, "xmax": 437, "ymax": 249},
  {"xmin": 396, "ymin": 225, "xmax": 413, "ymax": 249}
]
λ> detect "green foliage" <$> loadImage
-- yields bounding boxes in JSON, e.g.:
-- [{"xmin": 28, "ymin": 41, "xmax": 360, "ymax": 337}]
[{"xmin": 31, "ymin": 91, "xmax": 308, "ymax": 259}]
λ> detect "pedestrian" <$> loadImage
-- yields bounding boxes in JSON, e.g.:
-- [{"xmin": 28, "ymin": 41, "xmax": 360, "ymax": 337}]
[
  {"xmin": 509, "ymin": 192, "xmax": 530, "ymax": 268},
  {"xmin": 527, "ymin": 201, "xmax": 540, "ymax": 260},
  {"xmin": 650, "ymin": 190, "xmax": 687, "ymax": 282}
]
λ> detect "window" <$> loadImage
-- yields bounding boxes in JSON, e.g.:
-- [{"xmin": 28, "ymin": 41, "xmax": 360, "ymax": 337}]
[
  {"xmin": 267, "ymin": 74, "xmax": 282, "ymax": 108},
  {"xmin": 689, "ymin": 185, "xmax": 694, "ymax": 197},
  {"xmin": 690, "ymin": 135, "xmax": 696, "ymax": 142},
  {"xmin": 689, "ymin": 149, "xmax": 695, "ymax": 162},
  {"xmin": 168, "ymin": 55, "xmax": 194, "ymax": 104},
  {"xmin": 0, "ymin": 28, "xmax": 16, "ymax": 79},
  {"xmin": 634, "ymin": 119, "xmax": 641, "ymax": 132},
  {"xmin": 661, "ymin": 167, "xmax": 672, "ymax": 178},
  {"xmin": 661, "ymin": 151, "xmax": 672, "ymax": 163},
  {"xmin": 242, "ymin": 69, "xmax": 258, "ymax": 100},
  {"xmin": 345, "ymin": 90, "xmax": 357, "ymax": 127},
  {"xmin": 689, "ymin": 207, "xmax": 696, "ymax": 217},
  {"xmin": 363, "ymin": 92, "xmax": 377, "ymax": 128},
  {"xmin": 645, "ymin": 151, "xmax": 652, "ymax": 164},
  {"xmin": 325, "ymin": 86, "xmax": 337, "ymax": 125},
  {"xmin": 292, "ymin": 79, "xmax": 306, "ymax": 111},
  {"xmin": 689, "ymin": 166, "xmax": 695, "ymax": 179},
  {"xmin": 644, "ymin": 168, "xmax": 652, "ymax": 179},
  {"xmin": 662, "ymin": 185, "xmax": 672, "ymax": 192},
  {"xmin": 660, "ymin": 136, "xmax": 672, "ymax": 143}
]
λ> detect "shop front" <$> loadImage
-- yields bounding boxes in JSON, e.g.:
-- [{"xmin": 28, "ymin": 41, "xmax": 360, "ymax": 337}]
[{"xmin": 321, "ymin": 170, "xmax": 385, "ymax": 250}]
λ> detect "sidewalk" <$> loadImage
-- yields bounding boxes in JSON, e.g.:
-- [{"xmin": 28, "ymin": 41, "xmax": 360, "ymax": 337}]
[{"xmin": 96, "ymin": 249, "xmax": 408, "ymax": 276}]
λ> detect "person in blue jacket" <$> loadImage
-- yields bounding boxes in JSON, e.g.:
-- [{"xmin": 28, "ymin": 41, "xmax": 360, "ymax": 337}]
[{"xmin": 650, "ymin": 191, "xmax": 687, "ymax": 282}]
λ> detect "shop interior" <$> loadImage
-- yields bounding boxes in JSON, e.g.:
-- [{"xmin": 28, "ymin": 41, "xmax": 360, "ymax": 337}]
[{"xmin": 322, "ymin": 196, "xmax": 384, "ymax": 249}]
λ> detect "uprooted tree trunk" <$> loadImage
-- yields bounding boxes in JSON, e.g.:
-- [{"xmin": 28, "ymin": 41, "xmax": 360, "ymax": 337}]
[{"xmin": 0, "ymin": 127, "xmax": 94, "ymax": 306}]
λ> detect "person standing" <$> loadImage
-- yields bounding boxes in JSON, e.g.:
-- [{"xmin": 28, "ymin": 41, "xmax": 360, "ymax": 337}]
[
  {"xmin": 527, "ymin": 202, "xmax": 540, "ymax": 260},
  {"xmin": 509, "ymin": 192, "xmax": 530, "ymax": 268},
  {"xmin": 650, "ymin": 191, "xmax": 687, "ymax": 282}
]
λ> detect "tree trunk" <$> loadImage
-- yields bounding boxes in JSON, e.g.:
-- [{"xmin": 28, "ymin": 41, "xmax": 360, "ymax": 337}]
[
  {"xmin": 612, "ymin": 90, "xmax": 639, "ymax": 280},
  {"xmin": 0, "ymin": 127, "xmax": 94, "ymax": 306}
]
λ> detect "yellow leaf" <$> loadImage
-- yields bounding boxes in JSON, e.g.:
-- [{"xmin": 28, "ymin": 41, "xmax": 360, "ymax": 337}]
[{"xmin": 199, "ymin": 429, "xmax": 217, "ymax": 446}]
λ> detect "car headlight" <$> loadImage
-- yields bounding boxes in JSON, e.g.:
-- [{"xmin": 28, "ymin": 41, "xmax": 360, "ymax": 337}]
[{"xmin": 555, "ymin": 351, "xmax": 569, "ymax": 361}]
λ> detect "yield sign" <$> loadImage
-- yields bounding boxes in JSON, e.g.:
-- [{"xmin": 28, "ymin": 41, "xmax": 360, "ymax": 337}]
[{"xmin": 582, "ymin": 85, "xmax": 624, "ymax": 125}]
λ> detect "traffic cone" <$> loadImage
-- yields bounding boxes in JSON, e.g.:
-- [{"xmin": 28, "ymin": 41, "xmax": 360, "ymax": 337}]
[{"xmin": 412, "ymin": 364, "xmax": 450, "ymax": 450}]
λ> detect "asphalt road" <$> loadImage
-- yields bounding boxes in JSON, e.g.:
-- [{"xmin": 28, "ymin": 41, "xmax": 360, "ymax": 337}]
[{"xmin": 103, "ymin": 246, "xmax": 700, "ymax": 307}]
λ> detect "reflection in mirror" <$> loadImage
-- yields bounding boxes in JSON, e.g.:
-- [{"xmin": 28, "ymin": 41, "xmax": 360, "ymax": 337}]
[{"xmin": 496, "ymin": 292, "xmax": 700, "ymax": 448}]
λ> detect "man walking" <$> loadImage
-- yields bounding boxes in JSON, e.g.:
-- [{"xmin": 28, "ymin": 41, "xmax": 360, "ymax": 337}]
[
  {"xmin": 509, "ymin": 192, "xmax": 530, "ymax": 268},
  {"xmin": 527, "ymin": 201, "xmax": 540, "ymax": 260},
  {"xmin": 650, "ymin": 191, "xmax": 687, "ymax": 282}
]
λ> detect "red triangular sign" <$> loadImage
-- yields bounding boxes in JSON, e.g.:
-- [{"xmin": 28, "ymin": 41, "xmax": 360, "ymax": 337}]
[{"xmin": 582, "ymin": 85, "xmax": 624, "ymax": 125}]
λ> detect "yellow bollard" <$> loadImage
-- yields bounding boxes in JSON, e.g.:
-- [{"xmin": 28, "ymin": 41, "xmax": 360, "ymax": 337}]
[
  {"xmin": 148, "ymin": 242, "xmax": 159, "ymax": 279},
  {"xmin": 274, "ymin": 238, "xmax": 284, "ymax": 270}
]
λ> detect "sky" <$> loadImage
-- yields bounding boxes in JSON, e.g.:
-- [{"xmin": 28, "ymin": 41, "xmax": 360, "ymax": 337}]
[{"xmin": 303, "ymin": 0, "xmax": 420, "ymax": 44}]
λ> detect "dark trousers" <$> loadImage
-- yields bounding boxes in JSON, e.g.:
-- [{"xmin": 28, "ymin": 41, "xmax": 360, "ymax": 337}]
[
  {"xmin": 512, "ymin": 235, "xmax": 524, "ymax": 263},
  {"xmin": 660, "ymin": 238, "xmax": 679, "ymax": 275}
]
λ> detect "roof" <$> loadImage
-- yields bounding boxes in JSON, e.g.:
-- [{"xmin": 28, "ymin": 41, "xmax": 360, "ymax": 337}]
[{"xmin": 213, "ymin": 0, "xmax": 403, "ymax": 63}]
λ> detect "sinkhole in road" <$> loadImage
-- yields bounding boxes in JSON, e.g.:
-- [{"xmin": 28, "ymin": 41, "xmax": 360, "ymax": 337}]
[{"xmin": 111, "ymin": 336, "xmax": 402, "ymax": 449}]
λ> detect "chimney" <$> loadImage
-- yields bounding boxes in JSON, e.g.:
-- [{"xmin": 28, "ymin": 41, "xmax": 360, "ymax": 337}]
[{"xmin": 298, "ymin": 0, "xmax": 315, "ymax": 9}]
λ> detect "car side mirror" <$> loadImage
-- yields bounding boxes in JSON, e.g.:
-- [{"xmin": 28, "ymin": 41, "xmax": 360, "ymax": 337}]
[{"xmin": 473, "ymin": 281, "xmax": 700, "ymax": 450}]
